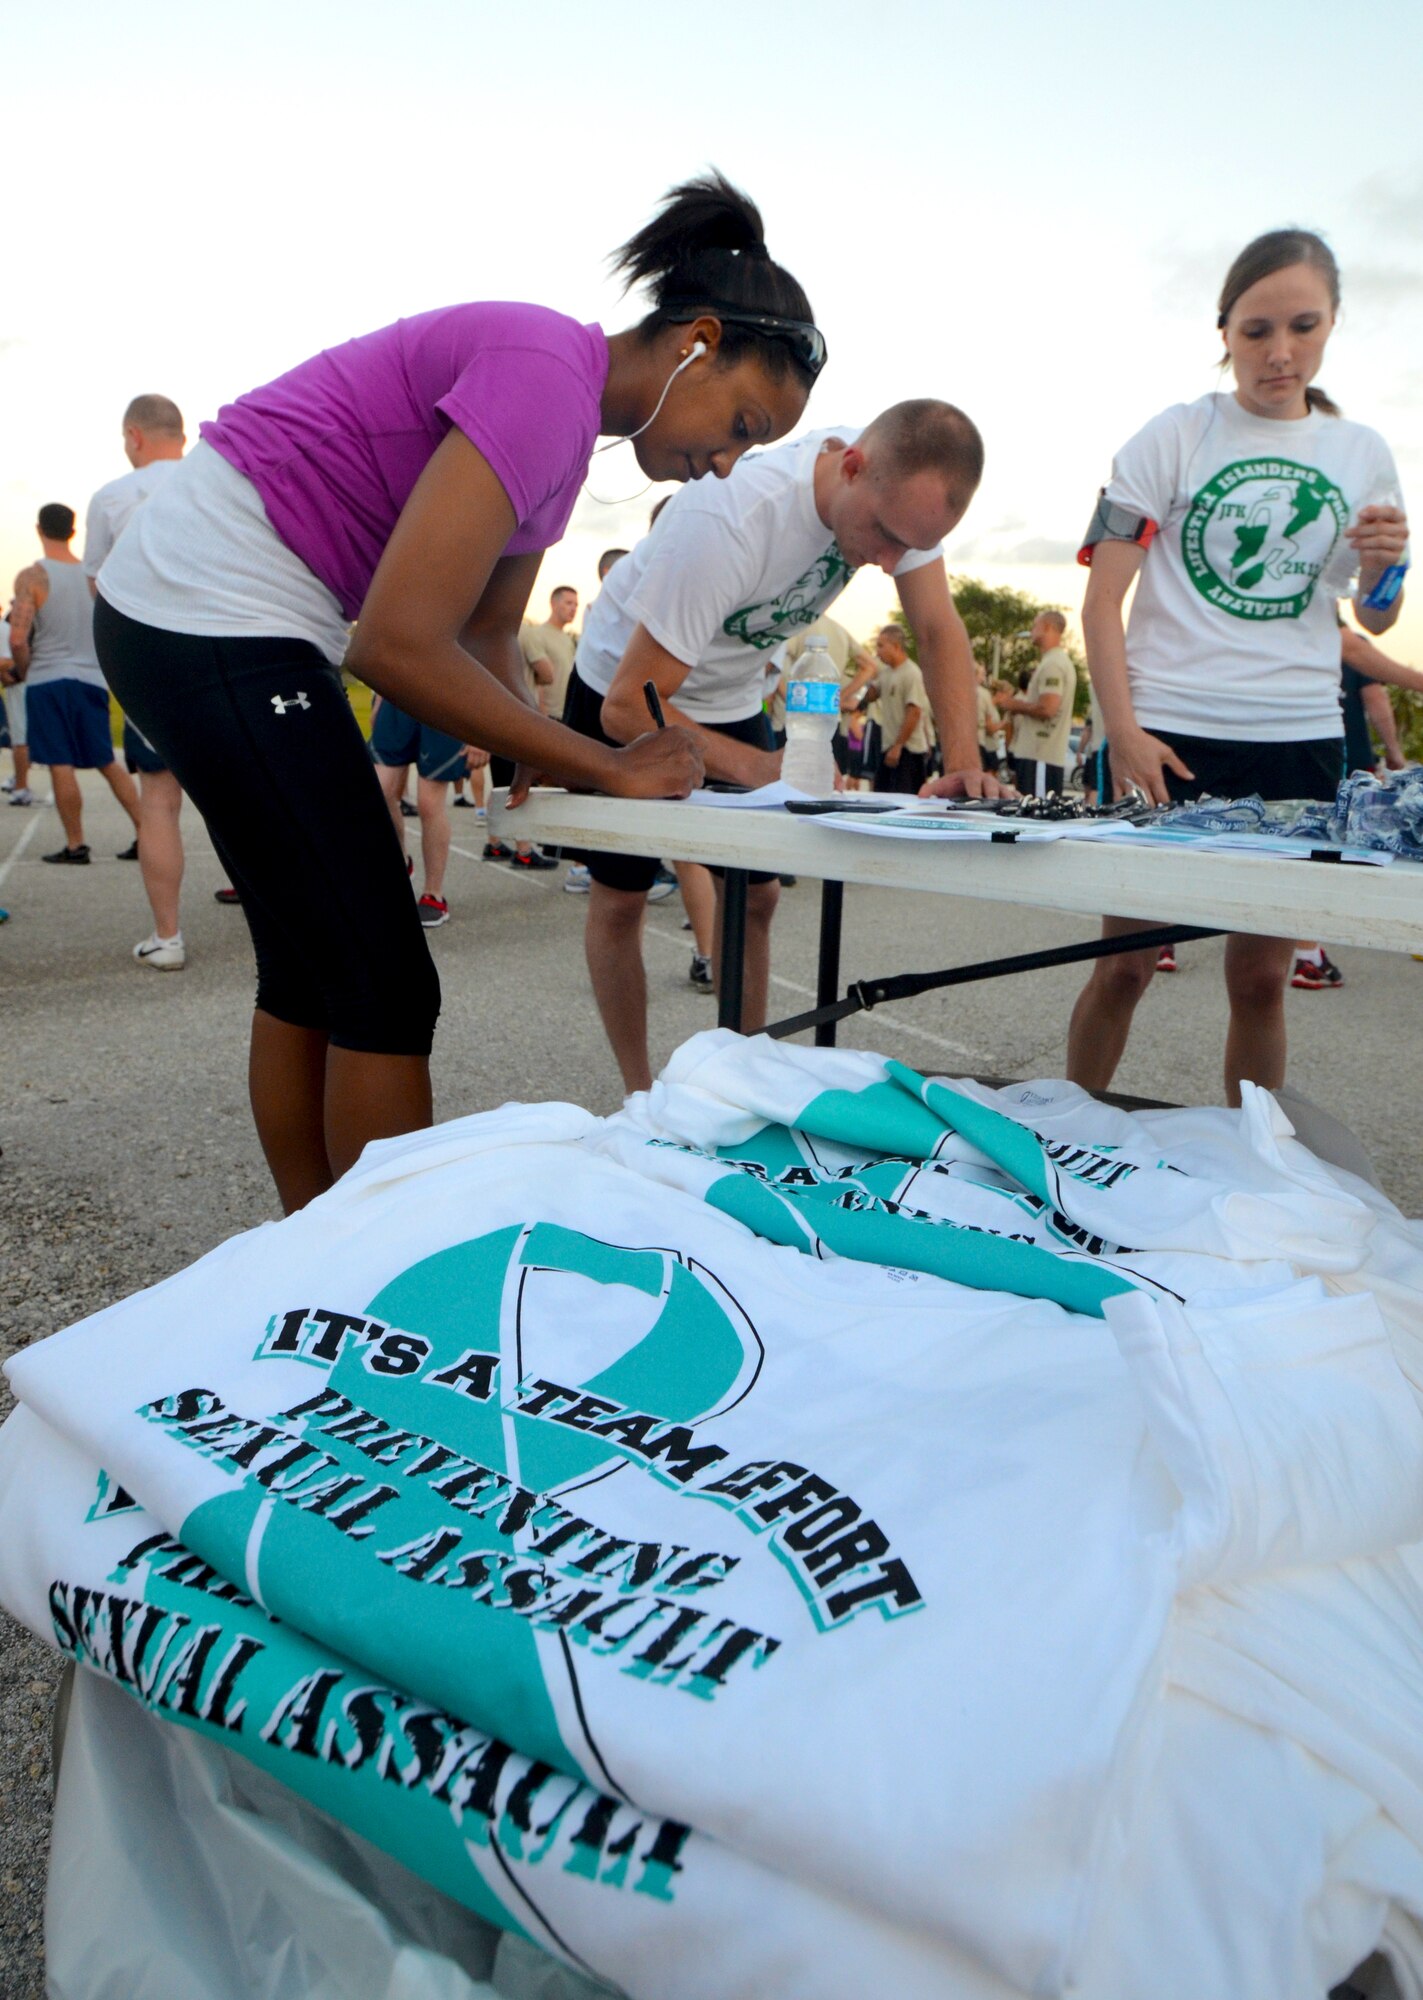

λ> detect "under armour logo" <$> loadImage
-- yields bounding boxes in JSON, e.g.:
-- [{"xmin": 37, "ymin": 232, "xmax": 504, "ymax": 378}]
[{"xmin": 271, "ymin": 693, "xmax": 311, "ymax": 715}]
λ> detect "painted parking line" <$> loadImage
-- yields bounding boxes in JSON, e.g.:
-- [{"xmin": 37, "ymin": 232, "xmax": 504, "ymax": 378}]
[
  {"xmin": 0, "ymin": 809, "xmax": 49, "ymax": 891},
  {"xmin": 445, "ymin": 840, "xmax": 980, "ymax": 1063}
]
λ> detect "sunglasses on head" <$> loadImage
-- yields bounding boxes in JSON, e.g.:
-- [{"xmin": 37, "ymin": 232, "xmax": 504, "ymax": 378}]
[{"xmin": 661, "ymin": 300, "xmax": 828, "ymax": 379}]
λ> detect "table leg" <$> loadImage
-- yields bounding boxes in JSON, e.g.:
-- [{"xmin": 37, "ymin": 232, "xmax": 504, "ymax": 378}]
[
  {"xmin": 718, "ymin": 868, "xmax": 749, "ymax": 1032},
  {"xmin": 814, "ymin": 880, "xmax": 844, "ymax": 1048}
]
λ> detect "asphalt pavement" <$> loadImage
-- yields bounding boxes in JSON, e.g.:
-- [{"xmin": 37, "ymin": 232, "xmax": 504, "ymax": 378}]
[{"xmin": 1, "ymin": 773, "xmax": 1419, "ymax": 1994}]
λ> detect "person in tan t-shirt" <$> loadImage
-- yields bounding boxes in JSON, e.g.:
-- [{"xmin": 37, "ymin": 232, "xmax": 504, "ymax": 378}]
[
  {"xmin": 519, "ymin": 585, "xmax": 579, "ymax": 720},
  {"xmin": 868, "ymin": 625, "xmax": 931, "ymax": 794},
  {"xmin": 994, "ymin": 610, "xmax": 1077, "ymax": 794}
]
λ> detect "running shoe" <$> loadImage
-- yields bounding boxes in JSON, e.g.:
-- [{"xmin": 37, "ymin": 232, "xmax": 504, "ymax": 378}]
[
  {"xmin": 483, "ymin": 839, "xmax": 513, "ymax": 861},
  {"xmin": 451, "ymin": 794, "xmax": 477, "ymax": 808},
  {"xmin": 563, "ymin": 864, "xmax": 591, "ymax": 894},
  {"xmin": 1156, "ymin": 946, "xmax": 1178, "ymax": 974},
  {"xmin": 42, "ymin": 844, "xmax": 90, "ymax": 865},
  {"xmin": 690, "ymin": 953, "xmax": 714, "ymax": 992},
  {"xmin": 647, "ymin": 865, "xmax": 678, "ymax": 904},
  {"xmin": 399, "ymin": 798, "xmax": 417, "ymax": 818},
  {"xmin": 1291, "ymin": 951, "xmax": 1344, "ymax": 990},
  {"xmin": 510, "ymin": 847, "xmax": 557, "ymax": 871},
  {"xmin": 133, "ymin": 932, "xmax": 186, "ymax": 971},
  {"xmin": 418, "ymin": 893, "xmax": 450, "ymax": 928},
  {"xmin": 7, "ymin": 788, "xmax": 33, "ymax": 807},
  {"xmin": 116, "ymin": 839, "xmax": 140, "ymax": 861},
  {"xmin": 214, "ymin": 886, "xmax": 241, "ymax": 904},
  {"xmin": 0, "ymin": 777, "xmax": 11, "ymax": 793}
]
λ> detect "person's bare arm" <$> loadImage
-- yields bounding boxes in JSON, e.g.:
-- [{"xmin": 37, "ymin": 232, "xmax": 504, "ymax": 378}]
[
  {"xmin": 1081, "ymin": 540, "xmax": 1193, "ymax": 806},
  {"xmin": 839, "ymin": 648, "xmax": 877, "ymax": 712},
  {"xmin": 1359, "ymin": 681, "xmax": 1407, "ymax": 768},
  {"xmin": 998, "ymin": 686, "xmax": 1063, "ymax": 722},
  {"xmin": 897, "ymin": 563, "xmax": 1008, "ymax": 799},
  {"xmin": 1348, "ymin": 503, "xmax": 1408, "ymax": 637},
  {"xmin": 883, "ymin": 701, "xmax": 923, "ymax": 766},
  {"xmin": 7, "ymin": 566, "xmax": 48, "ymax": 678},
  {"xmin": 1340, "ymin": 626, "xmax": 1423, "ymax": 695},
  {"xmin": 344, "ymin": 431, "xmax": 699, "ymax": 800},
  {"xmin": 601, "ymin": 625, "xmax": 781, "ymax": 788}
]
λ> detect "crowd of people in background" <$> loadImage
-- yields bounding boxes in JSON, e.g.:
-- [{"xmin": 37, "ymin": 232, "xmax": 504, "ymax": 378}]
[{"xmin": 3, "ymin": 398, "xmax": 1416, "ymax": 1002}]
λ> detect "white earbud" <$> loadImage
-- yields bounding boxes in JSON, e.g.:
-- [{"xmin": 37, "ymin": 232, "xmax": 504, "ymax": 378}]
[{"xmin": 593, "ymin": 339, "xmax": 709, "ymax": 461}]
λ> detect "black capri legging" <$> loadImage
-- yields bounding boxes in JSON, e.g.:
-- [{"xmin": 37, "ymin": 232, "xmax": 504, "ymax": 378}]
[{"xmin": 95, "ymin": 597, "xmax": 440, "ymax": 1055}]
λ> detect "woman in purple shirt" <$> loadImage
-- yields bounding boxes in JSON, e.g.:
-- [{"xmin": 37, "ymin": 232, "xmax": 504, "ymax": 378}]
[{"xmin": 94, "ymin": 174, "xmax": 822, "ymax": 1212}]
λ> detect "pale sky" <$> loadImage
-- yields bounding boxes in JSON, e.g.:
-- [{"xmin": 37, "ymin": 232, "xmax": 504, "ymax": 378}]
[{"xmin": 7, "ymin": 0, "xmax": 1423, "ymax": 661}]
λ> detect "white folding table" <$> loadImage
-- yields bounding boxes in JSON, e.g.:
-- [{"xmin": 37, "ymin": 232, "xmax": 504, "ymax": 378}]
[{"xmin": 492, "ymin": 790, "xmax": 1423, "ymax": 1041}]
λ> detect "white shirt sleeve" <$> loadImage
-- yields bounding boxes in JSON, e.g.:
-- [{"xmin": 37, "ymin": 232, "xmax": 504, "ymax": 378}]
[
  {"xmin": 1102, "ymin": 406, "xmax": 1185, "ymax": 525},
  {"xmin": 892, "ymin": 542, "xmax": 944, "ymax": 578},
  {"xmin": 82, "ymin": 491, "xmax": 115, "ymax": 581},
  {"xmin": 625, "ymin": 502, "xmax": 765, "ymax": 669}
]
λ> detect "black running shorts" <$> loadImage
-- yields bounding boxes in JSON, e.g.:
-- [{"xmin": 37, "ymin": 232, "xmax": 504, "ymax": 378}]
[{"xmin": 94, "ymin": 597, "xmax": 440, "ymax": 1055}]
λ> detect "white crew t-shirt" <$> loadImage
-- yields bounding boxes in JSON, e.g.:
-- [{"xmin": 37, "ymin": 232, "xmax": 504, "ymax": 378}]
[
  {"xmin": 96, "ymin": 440, "xmax": 350, "ymax": 666},
  {"xmin": 83, "ymin": 460, "xmax": 181, "ymax": 579},
  {"xmin": 1103, "ymin": 392, "xmax": 1404, "ymax": 742},
  {"xmin": 575, "ymin": 427, "xmax": 943, "ymax": 724}
]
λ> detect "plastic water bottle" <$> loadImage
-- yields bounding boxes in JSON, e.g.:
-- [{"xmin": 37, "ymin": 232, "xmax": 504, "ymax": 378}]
[
  {"xmin": 1362, "ymin": 482, "xmax": 1410, "ymax": 611},
  {"xmin": 781, "ymin": 634, "xmax": 839, "ymax": 796},
  {"xmin": 1319, "ymin": 482, "xmax": 1410, "ymax": 607}
]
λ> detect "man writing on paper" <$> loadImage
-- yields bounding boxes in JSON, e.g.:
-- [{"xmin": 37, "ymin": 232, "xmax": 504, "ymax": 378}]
[{"xmin": 563, "ymin": 401, "xmax": 992, "ymax": 1090}]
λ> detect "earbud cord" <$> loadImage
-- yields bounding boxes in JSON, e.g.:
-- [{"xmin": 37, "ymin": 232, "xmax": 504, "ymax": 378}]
[{"xmin": 583, "ymin": 345, "xmax": 701, "ymax": 506}]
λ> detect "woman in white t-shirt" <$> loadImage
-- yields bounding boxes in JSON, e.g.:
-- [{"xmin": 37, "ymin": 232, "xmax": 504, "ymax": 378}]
[{"xmin": 1066, "ymin": 228, "xmax": 1409, "ymax": 1105}]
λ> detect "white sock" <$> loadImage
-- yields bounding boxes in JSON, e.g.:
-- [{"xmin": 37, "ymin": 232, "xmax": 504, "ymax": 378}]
[{"xmin": 1297, "ymin": 946, "xmax": 1324, "ymax": 966}]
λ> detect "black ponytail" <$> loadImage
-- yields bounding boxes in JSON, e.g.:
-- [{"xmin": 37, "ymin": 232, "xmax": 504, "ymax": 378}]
[{"xmin": 611, "ymin": 170, "xmax": 817, "ymax": 387}]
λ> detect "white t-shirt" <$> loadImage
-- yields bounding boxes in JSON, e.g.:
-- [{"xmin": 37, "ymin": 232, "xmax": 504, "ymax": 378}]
[
  {"xmin": 575, "ymin": 427, "xmax": 942, "ymax": 724},
  {"xmin": 1103, "ymin": 393, "xmax": 1403, "ymax": 742},
  {"xmin": 97, "ymin": 440, "xmax": 350, "ymax": 666},
  {"xmin": 83, "ymin": 460, "xmax": 181, "ymax": 579}
]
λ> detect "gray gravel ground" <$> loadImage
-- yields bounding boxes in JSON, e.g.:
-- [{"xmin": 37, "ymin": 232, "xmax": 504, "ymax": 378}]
[{"xmin": 1, "ymin": 775, "xmax": 1419, "ymax": 1996}]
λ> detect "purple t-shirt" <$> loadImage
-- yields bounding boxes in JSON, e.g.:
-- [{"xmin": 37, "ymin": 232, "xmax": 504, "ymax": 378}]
[{"xmin": 201, "ymin": 303, "xmax": 609, "ymax": 620}]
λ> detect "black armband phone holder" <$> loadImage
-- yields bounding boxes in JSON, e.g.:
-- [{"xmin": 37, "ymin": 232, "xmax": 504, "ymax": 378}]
[{"xmin": 1077, "ymin": 491, "xmax": 1158, "ymax": 566}]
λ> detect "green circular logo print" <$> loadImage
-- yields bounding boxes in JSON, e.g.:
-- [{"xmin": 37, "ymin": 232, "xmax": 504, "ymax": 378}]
[{"xmin": 1182, "ymin": 458, "xmax": 1348, "ymax": 620}]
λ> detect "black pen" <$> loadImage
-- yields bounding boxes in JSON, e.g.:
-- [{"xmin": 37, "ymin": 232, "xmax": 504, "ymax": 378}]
[{"xmin": 643, "ymin": 680, "xmax": 666, "ymax": 730}]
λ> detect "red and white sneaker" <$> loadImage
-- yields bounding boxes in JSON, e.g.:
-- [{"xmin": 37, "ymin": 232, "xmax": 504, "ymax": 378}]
[
  {"xmin": 1155, "ymin": 945, "xmax": 1178, "ymax": 974},
  {"xmin": 417, "ymin": 894, "xmax": 449, "ymax": 928},
  {"xmin": 1291, "ymin": 951, "xmax": 1344, "ymax": 989}
]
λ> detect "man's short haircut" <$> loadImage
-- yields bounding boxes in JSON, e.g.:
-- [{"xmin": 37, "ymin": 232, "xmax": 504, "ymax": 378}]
[
  {"xmin": 551, "ymin": 584, "xmax": 577, "ymax": 599},
  {"xmin": 38, "ymin": 503, "xmax": 76, "ymax": 541},
  {"xmin": 123, "ymin": 393, "xmax": 184, "ymax": 435},
  {"xmin": 1039, "ymin": 609, "xmax": 1067, "ymax": 634},
  {"xmin": 861, "ymin": 399, "xmax": 985, "ymax": 496},
  {"xmin": 878, "ymin": 623, "xmax": 909, "ymax": 646},
  {"xmin": 598, "ymin": 547, "xmax": 629, "ymax": 578}
]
